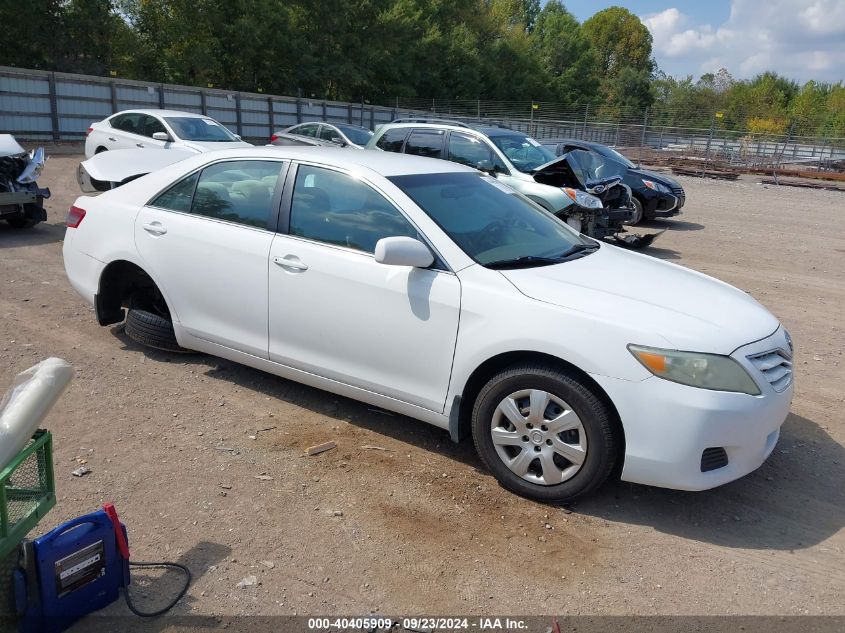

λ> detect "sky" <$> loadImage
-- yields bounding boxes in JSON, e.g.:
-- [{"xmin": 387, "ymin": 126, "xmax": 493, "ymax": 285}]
[{"xmin": 557, "ymin": 0, "xmax": 845, "ymax": 84}]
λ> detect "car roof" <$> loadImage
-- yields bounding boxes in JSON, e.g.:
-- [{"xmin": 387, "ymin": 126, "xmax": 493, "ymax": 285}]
[
  {"xmin": 110, "ymin": 109, "xmax": 212, "ymax": 119},
  {"xmin": 188, "ymin": 146, "xmax": 476, "ymax": 177},
  {"xmin": 378, "ymin": 122, "xmax": 525, "ymax": 141}
]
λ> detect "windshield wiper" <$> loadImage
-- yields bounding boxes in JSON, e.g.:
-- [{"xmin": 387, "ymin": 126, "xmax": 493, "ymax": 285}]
[
  {"xmin": 484, "ymin": 255, "xmax": 563, "ymax": 270},
  {"xmin": 557, "ymin": 243, "xmax": 599, "ymax": 259}
]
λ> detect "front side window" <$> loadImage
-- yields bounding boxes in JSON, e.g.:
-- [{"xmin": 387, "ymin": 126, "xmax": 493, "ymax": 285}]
[
  {"xmin": 189, "ymin": 160, "xmax": 283, "ymax": 228},
  {"xmin": 447, "ymin": 133, "xmax": 506, "ymax": 172},
  {"xmin": 335, "ymin": 124, "xmax": 373, "ymax": 146},
  {"xmin": 164, "ymin": 117, "xmax": 238, "ymax": 142},
  {"xmin": 389, "ymin": 172, "xmax": 592, "ymax": 267},
  {"xmin": 289, "ymin": 165, "xmax": 418, "ymax": 253},
  {"xmin": 141, "ymin": 115, "xmax": 167, "ymax": 138},
  {"xmin": 404, "ymin": 129, "xmax": 444, "ymax": 158},
  {"xmin": 319, "ymin": 125, "xmax": 341, "ymax": 142},
  {"xmin": 488, "ymin": 133, "xmax": 557, "ymax": 173},
  {"xmin": 375, "ymin": 128, "xmax": 409, "ymax": 152}
]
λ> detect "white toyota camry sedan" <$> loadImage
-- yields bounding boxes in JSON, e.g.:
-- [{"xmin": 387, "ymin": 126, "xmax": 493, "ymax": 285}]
[{"xmin": 63, "ymin": 147, "xmax": 793, "ymax": 501}]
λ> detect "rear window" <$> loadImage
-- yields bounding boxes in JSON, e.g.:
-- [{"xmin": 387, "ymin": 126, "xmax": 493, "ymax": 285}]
[
  {"xmin": 375, "ymin": 128, "xmax": 409, "ymax": 152},
  {"xmin": 404, "ymin": 129, "xmax": 444, "ymax": 158}
]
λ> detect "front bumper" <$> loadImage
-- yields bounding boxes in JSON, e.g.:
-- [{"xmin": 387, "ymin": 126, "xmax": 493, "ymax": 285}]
[
  {"xmin": 592, "ymin": 328, "xmax": 793, "ymax": 491},
  {"xmin": 638, "ymin": 188, "xmax": 684, "ymax": 218}
]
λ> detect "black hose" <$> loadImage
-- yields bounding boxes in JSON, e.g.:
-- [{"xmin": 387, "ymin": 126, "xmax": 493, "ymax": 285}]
[{"xmin": 123, "ymin": 561, "xmax": 192, "ymax": 617}]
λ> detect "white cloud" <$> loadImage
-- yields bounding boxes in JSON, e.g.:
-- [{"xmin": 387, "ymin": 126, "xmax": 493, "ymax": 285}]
[{"xmin": 641, "ymin": 1, "xmax": 845, "ymax": 83}]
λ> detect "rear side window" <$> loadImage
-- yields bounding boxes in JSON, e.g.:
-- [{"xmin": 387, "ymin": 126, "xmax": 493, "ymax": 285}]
[
  {"xmin": 189, "ymin": 160, "xmax": 283, "ymax": 228},
  {"xmin": 110, "ymin": 113, "xmax": 143, "ymax": 134},
  {"xmin": 375, "ymin": 128, "xmax": 409, "ymax": 152},
  {"xmin": 295, "ymin": 124, "xmax": 319, "ymax": 137},
  {"xmin": 405, "ymin": 129, "xmax": 444, "ymax": 158},
  {"xmin": 150, "ymin": 172, "xmax": 199, "ymax": 212}
]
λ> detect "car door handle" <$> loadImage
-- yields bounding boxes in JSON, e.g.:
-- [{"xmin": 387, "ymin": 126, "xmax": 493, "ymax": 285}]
[
  {"xmin": 136, "ymin": 143, "xmax": 145, "ymax": 148},
  {"xmin": 273, "ymin": 256, "xmax": 308, "ymax": 271},
  {"xmin": 142, "ymin": 222, "xmax": 167, "ymax": 236},
  {"xmin": 108, "ymin": 137, "xmax": 116, "ymax": 142}
]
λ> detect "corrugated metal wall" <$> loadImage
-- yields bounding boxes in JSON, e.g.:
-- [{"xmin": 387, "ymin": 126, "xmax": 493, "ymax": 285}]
[{"xmin": 0, "ymin": 66, "xmax": 405, "ymax": 142}]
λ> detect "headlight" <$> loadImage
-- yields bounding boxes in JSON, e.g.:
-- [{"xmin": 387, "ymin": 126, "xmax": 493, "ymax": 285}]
[
  {"xmin": 784, "ymin": 328, "xmax": 793, "ymax": 356},
  {"xmin": 563, "ymin": 187, "xmax": 603, "ymax": 209},
  {"xmin": 642, "ymin": 180, "xmax": 670, "ymax": 194},
  {"xmin": 628, "ymin": 345, "xmax": 761, "ymax": 395}
]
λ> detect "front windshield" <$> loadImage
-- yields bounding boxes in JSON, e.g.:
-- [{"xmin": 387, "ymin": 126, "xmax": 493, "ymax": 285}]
[
  {"xmin": 488, "ymin": 134, "xmax": 557, "ymax": 173},
  {"xmin": 336, "ymin": 124, "xmax": 374, "ymax": 146},
  {"xmin": 595, "ymin": 145, "xmax": 635, "ymax": 168},
  {"xmin": 567, "ymin": 149, "xmax": 628, "ymax": 184},
  {"xmin": 388, "ymin": 172, "xmax": 592, "ymax": 267},
  {"xmin": 165, "ymin": 117, "xmax": 239, "ymax": 142}
]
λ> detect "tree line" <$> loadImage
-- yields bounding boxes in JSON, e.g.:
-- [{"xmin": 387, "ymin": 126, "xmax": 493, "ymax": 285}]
[{"xmin": 3, "ymin": 0, "xmax": 844, "ymax": 138}]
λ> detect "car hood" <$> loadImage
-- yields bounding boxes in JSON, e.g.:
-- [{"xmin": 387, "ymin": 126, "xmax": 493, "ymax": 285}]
[
  {"xmin": 529, "ymin": 153, "xmax": 584, "ymax": 188},
  {"xmin": 180, "ymin": 140, "xmax": 253, "ymax": 152},
  {"xmin": 499, "ymin": 245, "xmax": 778, "ymax": 354},
  {"xmin": 629, "ymin": 167, "xmax": 682, "ymax": 190},
  {"xmin": 0, "ymin": 134, "xmax": 27, "ymax": 158}
]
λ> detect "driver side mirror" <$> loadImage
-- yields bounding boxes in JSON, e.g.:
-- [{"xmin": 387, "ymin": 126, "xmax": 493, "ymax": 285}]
[
  {"xmin": 152, "ymin": 132, "xmax": 171, "ymax": 142},
  {"xmin": 476, "ymin": 159, "xmax": 496, "ymax": 175},
  {"xmin": 330, "ymin": 136, "xmax": 348, "ymax": 147},
  {"xmin": 374, "ymin": 237, "xmax": 434, "ymax": 268}
]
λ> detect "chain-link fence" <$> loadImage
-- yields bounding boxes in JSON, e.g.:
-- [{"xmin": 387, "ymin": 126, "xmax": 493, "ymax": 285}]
[
  {"xmin": 2, "ymin": 66, "xmax": 844, "ymax": 175},
  {"xmin": 397, "ymin": 98, "xmax": 845, "ymax": 174}
]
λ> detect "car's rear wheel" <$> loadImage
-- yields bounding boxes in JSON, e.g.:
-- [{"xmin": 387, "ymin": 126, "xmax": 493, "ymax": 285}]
[
  {"xmin": 125, "ymin": 293, "xmax": 188, "ymax": 353},
  {"xmin": 95, "ymin": 146, "xmax": 108, "ymax": 154},
  {"xmin": 471, "ymin": 363, "xmax": 619, "ymax": 502}
]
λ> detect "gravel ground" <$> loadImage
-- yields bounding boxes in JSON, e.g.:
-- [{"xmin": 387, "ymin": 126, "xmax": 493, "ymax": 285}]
[{"xmin": 1, "ymin": 155, "xmax": 843, "ymax": 624}]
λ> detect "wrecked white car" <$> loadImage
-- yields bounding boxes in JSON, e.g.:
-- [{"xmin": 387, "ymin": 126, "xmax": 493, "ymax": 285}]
[{"xmin": 0, "ymin": 135, "xmax": 50, "ymax": 228}]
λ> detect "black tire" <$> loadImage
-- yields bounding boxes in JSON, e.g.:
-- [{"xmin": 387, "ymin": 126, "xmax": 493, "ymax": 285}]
[
  {"xmin": 125, "ymin": 299, "xmax": 188, "ymax": 353},
  {"xmin": 471, "ymin": 363, "xmax": 619, "ymax": 502},
  {"xmin": 95, "ymin": 146, "xmax": 108, "ymax": 154},
  {"xmin": 625, "ymin": 197, "xmax": 644, "ymax": 226},
  {"xmin": 6, "ymin": 217, "xmax": 38, "ymax": 229}
]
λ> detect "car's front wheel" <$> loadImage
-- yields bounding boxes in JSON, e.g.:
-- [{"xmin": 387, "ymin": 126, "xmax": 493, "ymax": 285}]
[
  {"xmin": 625, "ymin": 197, "xmax": 644, "ymax": 226},
  {"xmin": 471, "ymin": 364, "xmax": 619, "ymax": 502}
]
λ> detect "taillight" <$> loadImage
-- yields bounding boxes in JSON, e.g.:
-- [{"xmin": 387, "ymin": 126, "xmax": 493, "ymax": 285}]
[
  {"xmin": 86, "ymin": 127, "xmax": 93, "ymax": 136},
  {"xmin": 269, "ymin": 134, "xmax": 279, "ymax": 143},
  {"xmin": 66, "ymin": 206, "xmax": 86, "ymax": 228}
]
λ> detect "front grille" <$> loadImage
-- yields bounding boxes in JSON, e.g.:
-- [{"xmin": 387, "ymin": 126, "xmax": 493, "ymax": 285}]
[
  {"xmin": 669, "ymin": 185, "xmax": 685, "ymax": 208},
  {"xmin": 701, "ymin": 447, "xmax": 728, "ymax": 472},
  {"xmin": 748, "ymin": 349, "xmax": 793, "ymax": 392}
]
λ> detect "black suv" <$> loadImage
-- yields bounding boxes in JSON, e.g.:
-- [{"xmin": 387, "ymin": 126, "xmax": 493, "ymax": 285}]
[{"xmin": 540, "ymin": 139, "xmax": 685, "ymax": 225}]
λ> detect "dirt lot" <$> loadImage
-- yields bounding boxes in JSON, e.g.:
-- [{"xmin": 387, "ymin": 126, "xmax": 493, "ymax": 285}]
[{"xmin": 1, "ymin": 154, "xmax": 844, "ymax": 622}]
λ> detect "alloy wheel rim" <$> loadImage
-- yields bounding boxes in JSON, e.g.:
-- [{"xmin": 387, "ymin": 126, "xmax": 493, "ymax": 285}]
[{"xmin": 490, "ymin": 389, "xmax": 587, "ymax": 486}]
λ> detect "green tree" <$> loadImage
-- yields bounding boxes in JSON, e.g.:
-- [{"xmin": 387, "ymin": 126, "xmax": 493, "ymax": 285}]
[
  {"xmin": 0, "ymin": 0, "xmax": 64, "ymax": 69},
  {"xmin": 582, "ymin": 6, "xmax": 654, "ymax": 78},
  {"xmin": 530, "ymin": 1, "xmax": 598, "ymax": 105}
]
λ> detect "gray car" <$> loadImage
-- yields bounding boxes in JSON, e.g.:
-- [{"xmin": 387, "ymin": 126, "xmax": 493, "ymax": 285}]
[
  {"xmin": 367, "ymin": 122, "xmax": 631, "ymax": 234},
  {"xmin": 280, "ymin": 122, "xmax": 374, "ymax": 149}
]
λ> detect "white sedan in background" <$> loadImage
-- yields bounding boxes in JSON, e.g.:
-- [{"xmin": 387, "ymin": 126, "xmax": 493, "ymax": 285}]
[
  {"xmin": 63, "ymin": 148, "xmax": 793, "ymax": 501},
  {"xmin": 84, "ymin": 109, "xmax": 252, "ymax": 159}
]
